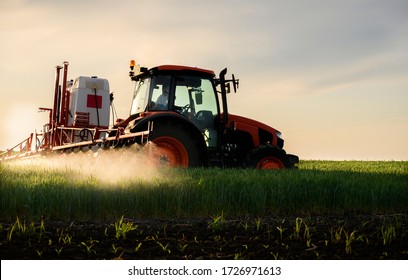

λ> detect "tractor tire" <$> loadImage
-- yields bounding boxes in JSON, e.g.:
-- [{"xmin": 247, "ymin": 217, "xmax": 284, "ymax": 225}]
[
  {"xmin": 248, "ymin": 145, "xmax": 292, "ymax": 170},
  {"xmin": 148, "ymin": 122, "xmax": 204, "ymax": 167}
]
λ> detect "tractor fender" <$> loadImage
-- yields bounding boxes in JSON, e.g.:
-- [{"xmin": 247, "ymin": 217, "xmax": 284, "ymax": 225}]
[{"xmin": 129, "ymin": 112, "xmax": 209, "ymax": 164}]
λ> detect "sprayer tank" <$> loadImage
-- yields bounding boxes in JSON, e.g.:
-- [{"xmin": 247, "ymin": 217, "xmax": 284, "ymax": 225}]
[{"xmin": 68, "ymin": 76, "xmax": 110, "ymax": 128}]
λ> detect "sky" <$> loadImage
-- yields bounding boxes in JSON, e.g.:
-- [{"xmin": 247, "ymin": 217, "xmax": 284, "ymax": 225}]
[{"xmin": 1, "ymin": 0, "xmax": 407, "ymax": 160}]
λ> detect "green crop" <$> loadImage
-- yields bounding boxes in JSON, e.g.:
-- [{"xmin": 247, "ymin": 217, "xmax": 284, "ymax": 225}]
[{"xmin": 0, "ymin": 160, "xmax": 407, "ymax": 221}]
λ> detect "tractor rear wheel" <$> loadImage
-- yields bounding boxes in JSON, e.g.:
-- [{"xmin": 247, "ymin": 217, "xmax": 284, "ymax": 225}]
[
  {"xmin": 148, "ymin": 122, "xmax": 203, "ymax": 167},
  {"xmin": 248, "ymin": 145, "xmax": 291, "ymax": 170}
]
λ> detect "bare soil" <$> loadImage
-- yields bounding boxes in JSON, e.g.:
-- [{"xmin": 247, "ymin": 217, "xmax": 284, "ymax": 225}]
[{"xmin": 1, "ymin": 215, "xmax": 407, "ymax": 260}]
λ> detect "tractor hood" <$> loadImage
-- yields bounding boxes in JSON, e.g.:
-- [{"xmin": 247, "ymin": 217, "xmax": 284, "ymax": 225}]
[{"xmin": 227, "ymin": 114, "xmax": 284, "ymax": 148}]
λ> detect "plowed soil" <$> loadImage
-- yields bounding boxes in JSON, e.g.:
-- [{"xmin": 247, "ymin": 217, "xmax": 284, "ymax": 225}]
[{"xmin": 1, "ymin": 215, "xmax": 407, "ymax": 260}]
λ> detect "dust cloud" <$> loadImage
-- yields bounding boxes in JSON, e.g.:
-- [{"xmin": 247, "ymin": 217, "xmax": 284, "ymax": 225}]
[{"xmin": 6, "ymin": 144, "xmax": 166, "ymax": 185}]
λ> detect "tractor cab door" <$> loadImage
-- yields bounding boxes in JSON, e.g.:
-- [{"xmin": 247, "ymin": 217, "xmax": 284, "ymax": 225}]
[
  {"xmin": 174, "ymin": 75, "xmax": 220, "ymax": 147},
  {"xmin": 141, "ymin": 73, "xmax": 220, "ymax": 148},
  {"xmin": 148, "ymin": 75, "xmax": 172, "ymax": 111}
]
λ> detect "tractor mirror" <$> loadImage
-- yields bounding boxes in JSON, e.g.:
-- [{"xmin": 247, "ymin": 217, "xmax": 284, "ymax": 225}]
[
  {"xmin": 232, "ymin": 74, "xmax": 239, "ymax": 93},
  {"xmin": 195, "ymin": 92, "xmax": 203, "ymax": 105}
]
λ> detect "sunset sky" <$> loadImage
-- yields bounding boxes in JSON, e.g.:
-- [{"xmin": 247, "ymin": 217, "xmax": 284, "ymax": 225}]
[{"xmin": 1, "ymin": 0, "xmax": 407, "ymax": 160}]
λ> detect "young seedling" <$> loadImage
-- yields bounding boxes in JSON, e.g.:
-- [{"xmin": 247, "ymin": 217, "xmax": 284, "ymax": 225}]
[
  {"xmin": 81, "ymin": 239, "xmax": 99, "ymax": 255},
  {"xmin": 345, "ymin": 230, "xmax": 357, "ymax": 255},
  {"xmin": 134, "ymin": 242, "xmax": 143, "ymax": 252},
  {"xmin": 177, "ymin": 243, "xmax": 188, "ymax": 253},
  {"xmin": 55, "ymin": 247, "xmax": 63, "ymax": 256},
  {"xmin": 270, "ymin": 251, "xmax": 279, "ymax": 260},
  {"xmin": 112, "ymin": 215, "xmax": 138, "ymax": 240},
  {"xmin": 58, "ymin": 230, "xmax": 73, "ymax": 245},
  {"xmin": 208, "ymin": 212, "xmax": 225, "ymax": 232},
  {"xmin": 7, "ymin": 217, "xmax": 26, "ymax": 241},
  {"xmin": 276, "ymin": 226, "xmax": 286, "ymax": 243},
  {"xmin": 381, "ymin": 225, "xmax": 396, "ymax": 245},
  {"xmin": 304, "ymin": 223, "xmax": 312, "ymax": 247},
  {"xmin": 294, "ymin": 217, "xmax": 303, "ymax": 239},
  {"xmin": 255, "ymin": 218, "xmax": 262, "ymax": 232},
  {"xmin": 331, "ymin": 227, "xmax": 344, "ymax": 244},
  {"xmin": 240, "ymin": 221, "xmax": 249, "ymax": 232},
  {"xmin": 156, "ymin": 241, "xmax": 171, "ymax": 254},
  {"xmin": 234, "ymin": 252, "xmax": 244, "ymax": 260},
  {"xmin": 111, "ymin": 244, "xmax": 125, "ymax": 259},
  {"xmin": 36, "ymin": 218, "xmax": 46, "ymax": 239},
  {"xmin": 7, "ymin": 223, "xmax": 16, "ymax": 242},
  {"xmin": 36, "ymin": 249, "xmax": 44, "ymax": 258}
]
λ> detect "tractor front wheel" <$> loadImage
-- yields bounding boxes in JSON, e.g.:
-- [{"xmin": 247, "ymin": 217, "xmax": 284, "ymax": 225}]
[
  {"xmin": 248, "ymin": 145, "xmax": 291, "ymax": 170},
  {"xmin": 148, "ymin": 122, "xmax": 203, "ymax": 167}
]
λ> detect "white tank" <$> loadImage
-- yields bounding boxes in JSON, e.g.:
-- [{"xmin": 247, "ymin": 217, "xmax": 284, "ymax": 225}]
[{"xmin": 68, "ymin": 76, "xmax": 110, "ymax": 128}]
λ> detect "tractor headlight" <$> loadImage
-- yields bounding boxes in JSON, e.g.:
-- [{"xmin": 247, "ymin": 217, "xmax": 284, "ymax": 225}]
[{"xmin": 276, "ymin": 131, "xmax": 282, "ymax": 139}]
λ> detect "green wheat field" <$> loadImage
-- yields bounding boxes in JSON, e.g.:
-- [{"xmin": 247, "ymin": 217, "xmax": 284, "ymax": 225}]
[{"xmin": 1, "ymin": 160, "xmax": 407, "ymax": 220}]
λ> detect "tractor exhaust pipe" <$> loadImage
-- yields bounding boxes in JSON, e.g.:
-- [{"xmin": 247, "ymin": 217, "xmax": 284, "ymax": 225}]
[{"xmin": 219, "ymin": 68, "xmax": 229, "ymax": 126}]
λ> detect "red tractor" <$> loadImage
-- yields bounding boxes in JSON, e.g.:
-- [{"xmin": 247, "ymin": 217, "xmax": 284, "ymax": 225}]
[
  {"xmin": 1, "ymin": 61, "xmax": 299, "ymax": 169},
  {"xmin": 113, "ymin": 61, "xmax": 299, "ymax": 169}
]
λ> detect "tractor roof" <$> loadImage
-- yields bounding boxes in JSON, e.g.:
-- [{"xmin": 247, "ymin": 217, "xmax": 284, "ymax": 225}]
[{"xmin": 153, "ymin": 65, "xmax": 215, "ymax": 76}]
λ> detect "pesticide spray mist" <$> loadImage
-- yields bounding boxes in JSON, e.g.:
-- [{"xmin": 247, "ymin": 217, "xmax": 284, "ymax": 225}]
[{"xmin": 7, "ymin": 144, "xmax": 166, "ymax": 185}]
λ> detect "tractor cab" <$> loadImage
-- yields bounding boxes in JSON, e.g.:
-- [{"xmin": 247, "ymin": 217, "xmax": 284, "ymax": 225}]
[{"xmin": 129, "ymin": 64, "xmax": 221, "ymax": 147}]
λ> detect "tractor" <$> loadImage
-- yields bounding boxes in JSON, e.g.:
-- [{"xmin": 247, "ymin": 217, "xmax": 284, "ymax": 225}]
[
  {"xmin": 0, "ymin": 61, "xmax": 299, "ymax": 169},
  {"xmin": 113, "ymin": 61, "xmax": 299, "ymax": 169}
]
